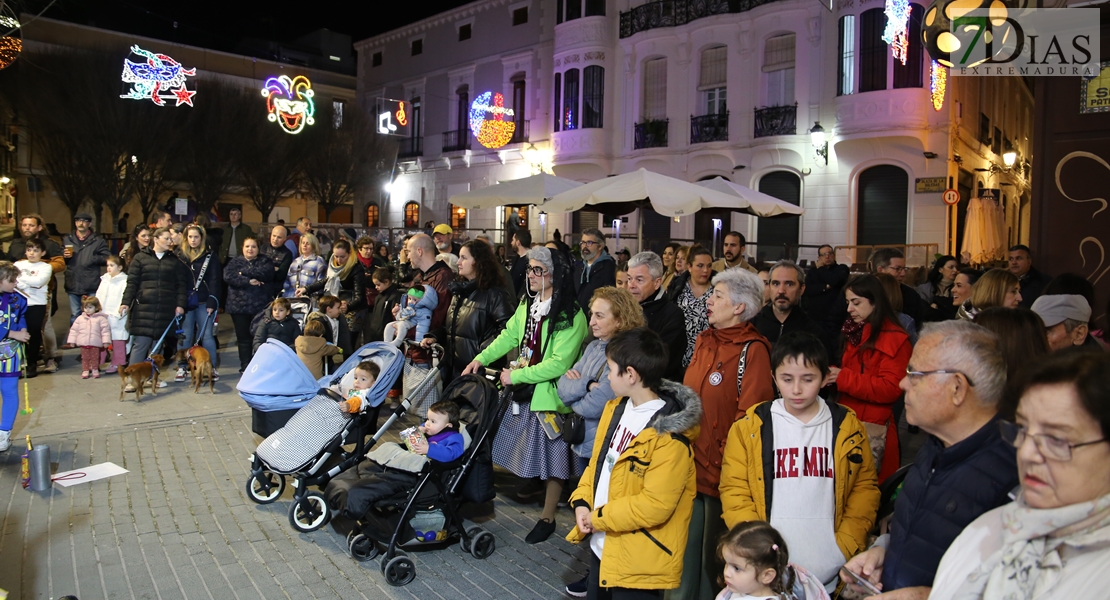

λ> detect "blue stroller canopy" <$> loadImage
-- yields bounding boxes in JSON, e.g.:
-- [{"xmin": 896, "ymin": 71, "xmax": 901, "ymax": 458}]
[
  {"xmin": 238, "ymin": 340, "xmax": 320, "ymax": 411},
  {"xmin": 317, "ymin": 342, "xmax": 404, "ymax": 409}
]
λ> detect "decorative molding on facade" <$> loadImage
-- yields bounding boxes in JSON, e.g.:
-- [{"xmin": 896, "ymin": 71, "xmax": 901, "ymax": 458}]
[
  {"xmin": 554, "ymin": 17, "xmax": 611, "ymax": 50},
  {"xmin": 584, "ymin": 51, "xmax": 605, "ymax": 61},
  {"xmin": 837, "ymin": 0, "xmax": 855, "ymax": 10},
  {"xmin": 808, "ymin": 16, "xmax": 822, "ymax": 47}
]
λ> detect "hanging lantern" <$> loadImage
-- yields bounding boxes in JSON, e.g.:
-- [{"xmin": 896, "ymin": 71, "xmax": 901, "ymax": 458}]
[{"xmin": 921, "ymin": 0, "xmax": 1014, "ymax": 68}]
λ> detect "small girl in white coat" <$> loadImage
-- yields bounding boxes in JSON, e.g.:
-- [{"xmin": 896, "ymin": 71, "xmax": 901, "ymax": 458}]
[{"xmin": 94, "ymin": 256, "xmax": 130, "ymax": 374}]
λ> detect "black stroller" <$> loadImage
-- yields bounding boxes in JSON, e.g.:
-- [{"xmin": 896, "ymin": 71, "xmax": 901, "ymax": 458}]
[{"xmin": 335, "ymin": 370, "xmax": 511, "ymax": 586}]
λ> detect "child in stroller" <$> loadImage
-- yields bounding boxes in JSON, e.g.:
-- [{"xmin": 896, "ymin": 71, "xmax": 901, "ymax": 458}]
[{"xmin": 382, "ymin": 284, "xmax": 437, "ymax": 347}]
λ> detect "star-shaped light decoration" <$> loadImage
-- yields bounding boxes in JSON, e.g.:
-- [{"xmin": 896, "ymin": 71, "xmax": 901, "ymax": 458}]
[{"xmin": 173, "ymin": 86, "xmax": 196, "ymax": 107}]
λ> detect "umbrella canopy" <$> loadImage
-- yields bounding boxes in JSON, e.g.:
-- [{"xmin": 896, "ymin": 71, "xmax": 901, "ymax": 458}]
[
  {"xmin": 695, "ymin": 177, "xmax": 806, "ymax": 218},
  {"xmin": 448, "ymin": 173, "xmax": 583, "ymax": 210},
  {"xmin": 542, "ymin": 168, "xmax": 756, "ymax": 217}
]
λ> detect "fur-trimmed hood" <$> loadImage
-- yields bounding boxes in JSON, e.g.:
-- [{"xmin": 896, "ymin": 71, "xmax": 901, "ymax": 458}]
[{"xmin": 650, "ymin": 380, "xmax": 703, "ymax": 437}]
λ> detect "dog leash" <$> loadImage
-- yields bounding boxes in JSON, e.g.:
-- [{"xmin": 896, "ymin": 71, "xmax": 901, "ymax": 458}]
[
  {"xmin": 193, "ymin": 298, "xmax": 220, "ymax": 343},
  {"xmin": 149, "ymin": 314, "xmax": 183, "ymax": 359}
]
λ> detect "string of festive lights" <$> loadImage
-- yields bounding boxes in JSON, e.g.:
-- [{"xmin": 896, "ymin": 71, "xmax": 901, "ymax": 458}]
[
  {"xmin": 0, "ymin": 36, "xmax": 19, "ymax": 71},
  {"xmin": 468, "ymin": 91, "xmax": 516, "ymax": 149},
  {"xmin": 120, "ymin": 45, "xmax": 196, "ymax": 106},
  {"xmin": 882, "ymin": 0, "xmax": 911, "ymax": 65},
  {"xmin": 931, "ymin": 60, "xmax": 947, "ymax": 111},
  {"xmin": 262, "ymin": 75, "xmax": 315, "ymax": 134}
]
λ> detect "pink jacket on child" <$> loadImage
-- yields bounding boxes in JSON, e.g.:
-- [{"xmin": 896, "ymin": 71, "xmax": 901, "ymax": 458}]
[{"xmin": 67, "ymin": 312, "xmax": 112, "ymax": 348}]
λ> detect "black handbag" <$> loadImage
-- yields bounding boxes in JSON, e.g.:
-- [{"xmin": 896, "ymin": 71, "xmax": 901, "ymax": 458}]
[{"xmin": 560, "ymin": 411, "xmax": 586, "ymax": 445}]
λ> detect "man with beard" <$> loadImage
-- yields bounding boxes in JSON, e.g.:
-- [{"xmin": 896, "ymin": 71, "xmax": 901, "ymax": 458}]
[
  {"xmin": 432, "ymin": 224, "xmax": 462, "ymax": 258},
  {"xmin": 262, "ymin": 225, "xmax": 294, "ymax": 296},
  {"xmin": 626, "ymin": 251, "xmax": 686, "ymax": 381},
  {"xmin": 711, "ymin": 231, "xmax": 758, "ymax": 274},
  {"xmin": 509, "ymin": 229, "xmax": 532, "ymax": 298},
  {"xmin": 752, "ymin": 260, "xmax": 834, "ymax": 357},
  {"xmin": 62, "ymin": 213, "xmax": 110, "ymax": 324},
  {"xmin": 571, "ymin": 228, "xmax": 615, "ymax": 315},
  {"xmin": 869, "ymin": 247, "xmax": 924, "ymax": 328},
  {"xmin": 803, "ymin": 244, "xmax": 850, "ymax": 339},
  {"xmin": 10, "ymin": 214, "xmax": 66, "ymax": 368}
]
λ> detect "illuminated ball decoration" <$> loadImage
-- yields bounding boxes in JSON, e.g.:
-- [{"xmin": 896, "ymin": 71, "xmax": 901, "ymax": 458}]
[
  {"xmin": 468, "ymin": 91, "xmax": 516, "ymax": 150},
  {"xmin": 0, "ymin": 36, "xmax": 21, "ymax": 71},
  {"xmin": 922, "ymin": 0, "xmax": 1012, "ymax": 68},
  {"xmin": 262, "ymin": 75, "xmax": 316, "ymax": 135},
  {"xmin": 931, "ymin": 61, "xmax": 947, "ymax": 110}
]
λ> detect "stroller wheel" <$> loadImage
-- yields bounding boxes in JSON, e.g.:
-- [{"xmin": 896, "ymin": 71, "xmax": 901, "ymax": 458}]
[
  {"xmin": 347, "ymin": 533, "xmax": 378, "ymax": 562},
  {"xmin": 288, "ymin": 491, "xmax": 330, "ymax": 532},
  {"xmin": 470, "ymin": 531, "xmax": 496, "ymax": 559},
  {"xmin": 245, "ymin": 471, "xmax": 286, "ymax": 504},
  {"xmin": 460, "ymin": 526, "xmax": 482, "ymax": 553},
  {"xmin": 383, "ymin": 554, "xmax": 416, "ymax": 587}
]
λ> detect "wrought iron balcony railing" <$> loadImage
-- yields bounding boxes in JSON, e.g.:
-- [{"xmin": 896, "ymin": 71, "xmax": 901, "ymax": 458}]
[
  {"xmin": 753, "ymin": 104, "xmax": 797, "ymax": 138},
  {"xmin": 509, "ymin": 120, "xmax": 530, "ymax": 144},
  {"xmin": 442, "ymin": 129, "xmax": 471, "ymax": 153},
  {"xmin": 619, "ymin": 0, "xmax": 781, "ymax": 38},
  {"xmin": 634, "ymin": 120, "xmax": 669, "ymax": 149},
  {"xmin": 690, "ymin": 112, "xmax": 728, "ymax": 143},
  {"xmin": 397, "ymin": 136, "xmax": 423, "ymax": 159}
]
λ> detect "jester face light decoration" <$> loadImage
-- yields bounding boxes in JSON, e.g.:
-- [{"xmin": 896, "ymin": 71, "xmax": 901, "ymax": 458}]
[
  {"xmin": 121, "ymin": 45, "xmax": 197, "ymax": 106},
  {"xmin": 262, "ymin": 75, "xmax": 316, "ymax": 134}
]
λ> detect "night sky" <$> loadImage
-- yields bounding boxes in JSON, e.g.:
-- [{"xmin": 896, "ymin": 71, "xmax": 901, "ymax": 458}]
[{"xmin": 23, "ymin": 0, "xmax": 474, "ymax": 51}]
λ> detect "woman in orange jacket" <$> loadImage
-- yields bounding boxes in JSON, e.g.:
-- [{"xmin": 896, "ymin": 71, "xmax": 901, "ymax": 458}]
[{"xmin": 827, "ymin": 274, "xmax": 912, "ymax": 482}]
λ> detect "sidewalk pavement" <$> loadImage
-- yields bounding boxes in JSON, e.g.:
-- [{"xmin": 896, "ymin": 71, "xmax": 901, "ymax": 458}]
[{"xmin": 0, "ymin": 316, "xmax": 589, "ymax": 599}]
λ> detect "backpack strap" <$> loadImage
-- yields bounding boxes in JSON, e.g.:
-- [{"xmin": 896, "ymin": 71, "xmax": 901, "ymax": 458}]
[{"xmin": 736, "ymin": 341, "xmax": 754, "ymax": 397}]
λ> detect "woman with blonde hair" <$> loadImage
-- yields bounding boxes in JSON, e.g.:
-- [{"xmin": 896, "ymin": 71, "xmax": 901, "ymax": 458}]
[
  {"xmin": 661, "ymin": 242, "xmax": 681, "ymax": 292},
  {"xmin": 963, "ymin": 268, "xmax": 1022, "ymax": 319},
  {"xmin": 284, "ymin": 232, "xmax": 326, "ymax": 297},
  {"xmin": 175, "ymin": 224, "xmax": 221, "ymax": 382}
]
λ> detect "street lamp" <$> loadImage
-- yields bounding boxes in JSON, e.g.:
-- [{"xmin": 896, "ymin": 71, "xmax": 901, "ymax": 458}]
[
  {"xmin": 1002, "ymin": 151, "xmax": 1017, "ymax": 169},
  {"xmin": 810, "ymin": 122, "xmax": 828, "ymax": 166},
  {"xmin": 0, "ymin": 176, "xmax": 9, "ymax": 185}
]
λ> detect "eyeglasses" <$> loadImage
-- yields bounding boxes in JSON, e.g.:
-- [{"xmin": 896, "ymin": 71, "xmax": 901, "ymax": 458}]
[
  {"xmin": 580, "ymin": 240, "xmax": 599, "ymax": 247},
  {"xmin": 527, "ymin": 266, "xmax": 549, "ymax": 277},
  {"xmin": 887, "ymin": 266, "xmax": 907, "ymax": 273},
  {"xmin": 999, "ymin": 420, "xmax": 1108, "ymax": 462},
  {"xmin": 819, "ymin": 252, "xmax": 834, "ymax": 257},
  {"xmin": 905, "ymin": 367, "xmax": 975, "ymax": 387}
]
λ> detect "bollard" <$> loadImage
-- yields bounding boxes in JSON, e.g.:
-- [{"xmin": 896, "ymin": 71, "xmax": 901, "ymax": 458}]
[{"xmin": 28, "ymin": 444, "xmax": 50, "ymax": 491}]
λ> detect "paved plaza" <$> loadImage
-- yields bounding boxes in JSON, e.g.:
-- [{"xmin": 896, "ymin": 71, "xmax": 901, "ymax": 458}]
[{"xmin": 0, "ymin": 318, "xmax": 589, "ymax": 599}]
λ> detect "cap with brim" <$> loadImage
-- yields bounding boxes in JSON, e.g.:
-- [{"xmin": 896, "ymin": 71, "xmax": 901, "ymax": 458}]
[
  {"xmin": 74, "ymin": 213, "xmax": 93, "ymax": 222},
  {"xmin": 1031, "ymin": 294, "xmax": 1091, "ymax": 327},
  {"xmin": 433, "ymin": 224, "xmax": 453, "ymax": 235}
]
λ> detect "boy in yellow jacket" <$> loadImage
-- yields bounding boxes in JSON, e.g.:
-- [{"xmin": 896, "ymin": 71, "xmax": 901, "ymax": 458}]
[{"xmin": 567, "ymin": 327, "xmax": 702, "ymax": 598}]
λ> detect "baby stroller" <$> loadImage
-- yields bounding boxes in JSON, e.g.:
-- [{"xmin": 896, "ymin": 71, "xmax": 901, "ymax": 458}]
[
  {"xmin": 339, "ymin": 370, "xmax": 511, "ymax": 587},
  {"xmin": 248, "ymin": 296, "xmax": 315, "ymax": 338},
  {"xmin": 239, "ymin": 340, "xmax": 407, "ymax": 532}
]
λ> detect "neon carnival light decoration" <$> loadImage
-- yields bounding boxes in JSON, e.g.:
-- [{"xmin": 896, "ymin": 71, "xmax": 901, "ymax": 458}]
[
  {"xmin": 0, "ymin": 36, "xmax": 19, "ymax": 71},
  {"xmin": 468, "ymin": 91, "xmax": 516, "ymax": 149},
  {"xmin": 120, "ymin": 45, "xmax": 197, "ymax": 106},
  {"xmin": 930, "ymin": 60, "xmax": 947, "ymax": 111},
  {"xmin": 261, "ymin": 75, "xmax": 316, "ymax": 134},
  {"xmin": 396, "ymin": 101, "xmax": 408, "ymax": 127},
  {"xmin": 881, "ymin": 0, "xmax": 911, "ymax": 65}
]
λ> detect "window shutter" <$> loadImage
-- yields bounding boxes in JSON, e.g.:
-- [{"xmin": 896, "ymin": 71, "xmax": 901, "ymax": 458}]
[
  {"xmin": 699, "ymin": 46, "xmax": 727, "ymax": 89},
  {"xmin": 762, "ymin": 34, "xmax": 795, "ymax": 73},
  {"xmin": 642, "ymin": 58, "xmax": 667, "ymax": 120}
]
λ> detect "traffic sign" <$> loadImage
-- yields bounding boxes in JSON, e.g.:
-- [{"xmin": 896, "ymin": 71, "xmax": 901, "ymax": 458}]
[{"xmin": 942, "ymin": 189, "xmax": 960, "ymax": 205}]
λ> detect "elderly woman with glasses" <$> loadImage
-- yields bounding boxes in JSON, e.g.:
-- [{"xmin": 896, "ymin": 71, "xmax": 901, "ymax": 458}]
[
  {"xmin": 463, "ymin": 246, "xmax": 588, "ymax": 544},
  {"xmin": 928, "ymin": 351, "xmax": 1110, "ymax": 599}
]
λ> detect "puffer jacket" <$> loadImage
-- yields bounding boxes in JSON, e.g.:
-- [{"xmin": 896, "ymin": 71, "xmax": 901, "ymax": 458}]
[
  {"xmin": 566, "ymin": 381, "xmax": 702, "ymax": 590},
  {"xmin": 437, "ymin": 279, "xmax": 514, "ymax": 381},
  {"xmin": 836, "ymin": 320, "xmax": 912, "ymax": 481},
  {"xmin": 121, "ymin": 248, "xmax": 189, "ymax": 338},
  {"xmin": 179, "ymin": 250, "xmax": 221, "ymax": 310},
  {"xmin": 364, "ymin": 284, "xmax": 402, "ymax": 343},
  {"xmin": 95, "ymin": 272, "xmax": 129, "ymax": 340},
  {"xmin": 881, "ymin": 414, "xmax": 1018, "ymax": 591},
  {"xmin": 719, "ymin": 399, "xmax": 880, "ymax": 560},
  {"xmin": 252, "ymin": 316, "xmax": 300, "ymax": 353},
  {"xmin": 283, "ymin": 254, "xmax": 327, "ymax": 297},
  {"xmin": 685, "ymin": 322, "xmax": 775, "ymax": 497},
  {"xmin": 557, "ymin": 338, "xmax": 613, "ymax": 459},
  {"xmin": 62, "ymin": 231, "xmax": 109, "ymax": 295},
  {"xmin": 66, "ymin": 312, "xmax": 112, "ymax": 348},
  {"xmin": 223, "ymin": 255, "xmax": 276, "ymax": 316}
]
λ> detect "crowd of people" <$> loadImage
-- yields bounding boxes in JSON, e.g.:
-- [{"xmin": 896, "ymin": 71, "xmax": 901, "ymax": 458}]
[{"xmin": 0, "ymin": 209, "xmax": 1108, "ymax": 599}]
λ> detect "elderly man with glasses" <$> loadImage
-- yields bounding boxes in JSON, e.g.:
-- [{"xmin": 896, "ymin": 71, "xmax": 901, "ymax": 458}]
[
  {"xmin": 840, "ymin": 320, "xmax": 1019, "ymax": 600},
  {"xmin": 571, "ymin": 228, "xmax": 615, "ymax": 315}
]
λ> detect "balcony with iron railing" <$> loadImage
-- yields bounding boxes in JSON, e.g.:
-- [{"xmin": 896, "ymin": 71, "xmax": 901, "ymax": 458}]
[
  {"xmin": 509, "ymin": 119, "xmax": 530, "ymax": 144},
  {"xmin": 753, "ymin": 104, "xmax": 797, "ymax": 138},
  {"xmin": 690, "ymin": 112, "xmax": 728, "ymax": 143},
  {"xmin": 442, "ymin": 129, "xmax": 471, "ymax": 153},
  {"xmin": 619, "ymin": 0, "xmax": 782, "ymax": 38},
  {"xmin": 397, "ymin": 136, "xmax": 423, "ymax": 159},
  {"xmin": 634, "ymin": 119, "xmax": 669, "ymax": 149}
]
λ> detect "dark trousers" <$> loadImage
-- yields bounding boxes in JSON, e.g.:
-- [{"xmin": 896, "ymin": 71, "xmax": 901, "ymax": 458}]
[
  {"xmin": 588, "ymin": 552, "xmax": 664, "ymax": 600},
  {"xmin": 24, "ymin": 304, "xmax": 45, "ymax": 368},
  {"xmin": 232, "ymin": 314, "xmax": 253, "ymax": 370}
]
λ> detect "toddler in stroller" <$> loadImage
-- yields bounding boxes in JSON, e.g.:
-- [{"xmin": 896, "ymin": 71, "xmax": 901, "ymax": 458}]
[{"xmin": 382, "ymin": 284, "xmax": 437, "ymax": 347}]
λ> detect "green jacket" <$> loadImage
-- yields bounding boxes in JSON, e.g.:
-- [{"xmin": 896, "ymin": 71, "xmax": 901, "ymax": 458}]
[{"xmin": 474, "ymin": 301, "xmax": 587, "ymax": 413}]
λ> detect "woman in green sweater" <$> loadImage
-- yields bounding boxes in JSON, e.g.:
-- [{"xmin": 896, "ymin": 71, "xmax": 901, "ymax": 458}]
[{"xmin": 463, "ymin": 246, "xmax": 588, "ymax": 543}]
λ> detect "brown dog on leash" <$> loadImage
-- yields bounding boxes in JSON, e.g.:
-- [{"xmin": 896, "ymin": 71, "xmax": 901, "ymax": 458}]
[
  {"xmin": 119, "ymin": 355, "xmax": 165, "ymax": 402},
  {"xmin": 177, "ymin": 347, "xmax": 215, "ymax": 394}
]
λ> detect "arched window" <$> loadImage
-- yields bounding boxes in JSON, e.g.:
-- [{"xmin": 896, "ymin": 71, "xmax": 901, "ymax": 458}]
[
  {"xmin": 404, "ymin": 202, "xmax": 420, "ymax": 228},
  {"xmin": 366, "ymin": 203, "xmax": 380, "ymax": 227},
  {"xmin": 757, "ymin": 172, "xmax": 802, "ymax": 262},
  {"xmin": 451, "ymin": 205, "xmax": 468, "ymax": 229},
  {"xmin": 857, "ymin": 165, "xmax": 909, "ymax": 244}
]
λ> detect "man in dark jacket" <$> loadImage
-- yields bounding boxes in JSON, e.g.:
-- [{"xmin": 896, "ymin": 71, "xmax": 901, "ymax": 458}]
[
  {"xmin": 870, "ymin": 247, "xmax": 924, "ymax": 328},
  {"xmin": 1008, "ymin": 244, "xmax": 1052, "ymax": 308},
  {"xmin": 802, "ymin": 245, "xmax": 850, "ymax": 338},
  {"xmin": 62, "ymin": 213, "xmax": 110, "ymax": 324},
  {"xmin": 509, "ymin": 229, "xmax": 532, "ymax": 298},
  {"xmin": 218, "ymin": 208, "xmax": 255, "ymax": 264},
  {"xmin": 626, "ymin": 251, "xmax": 687, "ymax": 381},
  {"xmin": 363, "ymin": 267, "xmax": 402, "ymax": 344},
  {"xmin": 120, "ymin": 227, "xmax": 190, "ymax": 374},
  {"xmin": 841, "ymin": 321, "xmax": 1018, "ymax": 600},
  {"xmin": 753, "ymin": 260, "xmax": 834, "ymax": 357},
  {"xmin": 262, "ymin": 225, "xmax": 294, "ymax": 295},
  {"xmin": 403, "ymin": 234, "xmax": 454, "ymax": 365},
  {"xmin": 571, "ymin": 228, "xmax": 616, "ymax": 315}
]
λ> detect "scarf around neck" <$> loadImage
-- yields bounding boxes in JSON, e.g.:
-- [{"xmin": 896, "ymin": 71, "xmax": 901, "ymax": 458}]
[{"xmin": 842, "ymin": 318, "xmax": 865, "ymax": 347}]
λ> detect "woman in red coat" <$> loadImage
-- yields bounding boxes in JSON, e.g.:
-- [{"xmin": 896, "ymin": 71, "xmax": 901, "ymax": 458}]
[{"xmin": 828, "ymin": 274, "xmax": 912, "ymax": 482}]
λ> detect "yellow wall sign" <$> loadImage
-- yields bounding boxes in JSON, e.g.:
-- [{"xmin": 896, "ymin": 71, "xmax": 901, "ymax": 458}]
[
  {"xmin": 1081, "ymin": 62, "xmax": 1110, "ymax": 114},
  {"xmin": 915, "ymin": 177, "xmax": 946, "ymax": 193}
]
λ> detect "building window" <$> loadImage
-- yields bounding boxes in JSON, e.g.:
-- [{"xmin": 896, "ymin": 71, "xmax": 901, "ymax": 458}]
[
  {"xmin": 411, "ymin": 39, "xmax": 423, "ymax": 56},
  {"xmin": 979, "ymin": 113, "xmax": 991, "ymax": 145},
  {"xmin": 459, "ymin": 24, "xmax": 472, "ymax": 41},
  {"xmin": 404, "ymin": 202, "xmax": 420, "ymax": 228},
  {"xmin": 583, "ymin": 65, "xmax": 604, "ymax": 128},
  {"xmin": 700, "ymin": 46, "xmax": 727, "ymax": 115},
  {"xmin": 456, "ymin": 85, "xmax": 469, "ymax": 133},
  {"xmin": 763, "ymin": 34, "xmax": 795, "ymax": 107},
  {"xmin": 411, "ymin": 96, "xmax": 422, "ymax": 139},
  {"xmin": 512, "ymin": 78, "xmax": 527, "ymax": 136},
  {"xmin": 857, "ymin": 165, "xmax": 908, "ymax": 244},
  {"xmin": 642, "ymin": 58, "xmax": 667, "ymax": 121},
  {"xmin": 838, "ymin": 15, "xmax": 856, "ymax": 96},
  {"xmin": 566, "ymin": 0, "xmax": 581, "ymax": 21},
  {"xmin": 557, "ymin": 0, "xmax": 564, "ymax": 24},
  {"xmin": 893, "ymin": 4, "xmax": 924, "ymax": 88},
  {"xmin": 756, "ymin": 172, "xmax": 802, "ymax": 263},
  {"xmin": 332, "ymin": 99, "xmax": 345, "ymax": 129},
  {"xmin": 451, "ymin": 205, "xmax": 468, "ymax": 229},
  {"xmin": 366, "ymin": 203, "xmax": 380, "ymax": 227},
  {"xmin": 860, "ymin": 9, "xmax": 887, "ymax": 92},
  {"xmin": 585, "ymin": 0, "xmax": 605, "ymax": 16},
  {"xmin": 553, "ymin": 72, "xmax": 562, "ymax": 132},
  {"xmin": 372, "ymin": 52, "xmax": 382, "ymax": 67},
  {"xmin": 563, "ymin": 68, "xmax": 580, "ymax": 130},
  {"xmin": 513, "ymin": 7, "xmax": 528, "ymax": 25}
]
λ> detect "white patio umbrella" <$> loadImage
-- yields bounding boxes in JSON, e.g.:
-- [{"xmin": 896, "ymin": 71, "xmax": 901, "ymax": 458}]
[
  {"xmin": 695, "ymin": 177, "xmax": 806, "ymax": 217},
  {"xmin": 448, "ymin": 173, "xmax": 583, "ymax": 210},
  {"xmin": 541, "ymin": 169, "xmax": 753, "ymax": 217}
]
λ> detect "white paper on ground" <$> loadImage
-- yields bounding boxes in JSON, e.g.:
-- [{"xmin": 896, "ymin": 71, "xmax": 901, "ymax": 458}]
[{"xmin": 52, "ymin": 462, "xmax": 129, "ymax": 487}]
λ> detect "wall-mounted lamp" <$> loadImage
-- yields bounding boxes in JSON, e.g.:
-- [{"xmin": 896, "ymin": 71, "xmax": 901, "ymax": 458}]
[
  {"xmin": 810, "ymin": 122, "xmax": 828, "ymax": 166},
  {"xmin": 0, "ymin": 176, "xmax": 9, "ymax": 185},
  {"xmin": 383, "ymin": 180, "xmax": 395, "ymax": 195},
  {"xmin": 923, "ymin": 151, "xmax": 938, "ymax": 159},
  {"xmin": 1002, "ymin": 151, "xmax": 1017, "ymax": 169}
]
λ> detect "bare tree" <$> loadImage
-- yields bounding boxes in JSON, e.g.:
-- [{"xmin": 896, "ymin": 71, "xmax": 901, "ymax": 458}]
[
  {"xmin": 238, "ymin": 121, "xmax": 304, "ymax": 222},
  {"xmin": 180, "ymin": 83, "xmax": 256, "ymax": 215},
  {"xmin": 301, "ymin": 109, "xmax": 394, "ymax": 222}
]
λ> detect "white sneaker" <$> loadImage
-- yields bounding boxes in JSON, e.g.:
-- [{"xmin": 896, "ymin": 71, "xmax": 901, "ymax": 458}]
[
  {"xmin": 156, "ymin": 380, "xmax": 168, "ymax": 389},
  {"xmin": 0, "ymin": 430, "xmax": 10, "ymax": 452},
  {"xmin": 174, "ymin": 367, "xmax": 187, "ymax": 382},
  {"xmin": 212, "ymin": 370, "xmax": 220, "ymax": 382}
]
